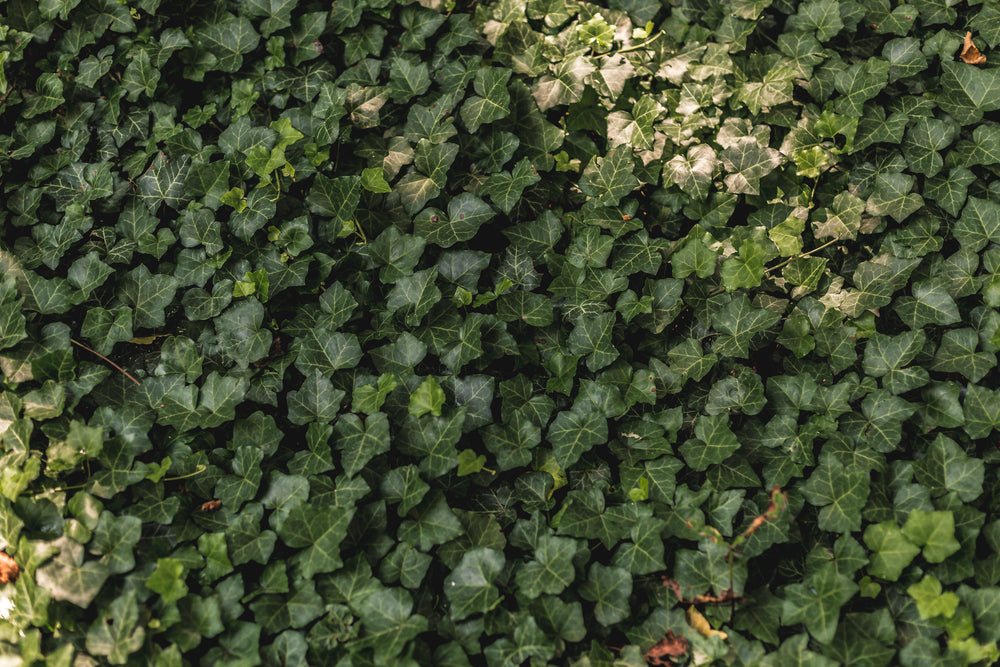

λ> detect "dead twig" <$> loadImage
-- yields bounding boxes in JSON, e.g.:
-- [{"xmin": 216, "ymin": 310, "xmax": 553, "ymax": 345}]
[{"xmin": 70, "ymin": 338, "xmax": 141, "ymax": 386}]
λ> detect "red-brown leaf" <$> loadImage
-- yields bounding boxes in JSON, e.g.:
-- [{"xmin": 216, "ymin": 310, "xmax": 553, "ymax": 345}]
[
  {"xmin": 645, "ymin": 630, "xmax": 689, "ymax": 666},
  {"xmin": 0, "ymin": 552, "xmax": 19, "ymax": 584}
]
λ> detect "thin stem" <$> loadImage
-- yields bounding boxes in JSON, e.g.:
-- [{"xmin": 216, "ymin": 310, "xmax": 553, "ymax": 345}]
[
  {"xmin": 70, "ymin": 338, "xmax": 142, "ymax": 386},
  {"xmin": 763, "ymin": 237, "xmax": 840, "ymax": 276},
  {"xmin": 0, "ymin": 85, "xmax": 13, "ymax": 108},
  {"xmin": 616, "ymin": 31, "xmax": 663, "ymax": 54},
  {"xmin": 162, "ymin": 464, "xmax": 207, "ymax": 482}
]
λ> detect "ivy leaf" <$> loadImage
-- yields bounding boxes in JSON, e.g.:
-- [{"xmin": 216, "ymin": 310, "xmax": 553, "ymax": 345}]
[
  {"xmin": 514, "ymin": 534, "xmax": 578, "ymax": 598},
  {"xmin": 414, "ymin": 193, "xmax": 495, "ymax": 247},
  {"xmin": 580, "ymin": 563, "xmax": 632, "ymax": 626},
  {"xmin": 275, "ymin": 503, "xmax": 354, "ymax": 578},
  {"xmin": 902, "ymin": 510, "xmax": 961, "ymax": 563},
  {"xmin": 122, "ymin": 48, "xmax": 159, "ymax": 101},
  {"xmin": 352, "ymin": 589, "xmax": 429, "ymax": 661},
  {"xmin": 863, "ymin": 521, "xmax": 920, "ymax": 581},
  {"xmin": 801, "ymin": 456, "xmax": 870, "ymax": 533},
  {"xmin": 480, "ymin": 159, "xmax": 540, "ymax": 215},
  {"xmin": 118, "ymin": 266, "xmax": 179, "ymax": 330},
  {"xmin": 306, "ymin": 175, "xmax": 361, "ymax": 240},
  {"xmin": 953, "ymin": 196, "xmax": 1000, "ymax": 252},
  {"xmin": 532, "ymin": 55, "xmax": 596, "ymax": 110},
  {"xmin": 712, "ymin": 294, "xmax": 781, "ymax": 358},
  {"xmin": 196, "ymin": 16, "xmax": 261, "ymax": 73},
  {"xmin": 399, "ymin": 491, "xmax": 463, "ymax": 551},
  {"xmin": 548, "ymin": 408, "xmax": 608, "ymax": 470},
  {"xmin": 334, "ymin": 413, "xmax": 391, "ymax": 478},
  {"xmin": 720, "ymin": 137, "xmax": 782, "ymax": 195},
  {"xmin": 137, "ymin": 153, "xmax": 191, "ymax": 212},
  {"xmin": 720, "ymin": 240, "xmax": 766, "ymax": 291},
  {"xmin": 834, "ymin": 58, "xmax": 889, "ymax": 117},
  {"xmin": 146, "ymin": 558, "xmax": 188, "ymax": 603},
  {"xmin": 444, "ymin": 547, "xmax": 505, "ymax": 621},
  {"xmin": 461, "ymin": 67, "xmax": 512, "ymax": 132},
  {"xmin": 89, "ymin": 511, "xmax": 141, "ymax": 575},
  {"xmin": 913, "ymin": 435, "xmax": 984, "ymax": 503},
  {"xmin": 85, "ymin": 591, "xmax": 145, "ymax": 664},
  {"xmin": 787, "ymin": 0, "xmax": 844, "ymax": 40},
  {"xmin": 939, "ymin": 59, "xmax": 1000, "ymax": 124},
  {"xmin": 679, "ymin": 413, "xmax": 740, "ymax": 471},
  {"xmin": 782, "ymin": 564, "xmax": 858, "ymax": 643},
  {"xmin": 292, "ymin": 328, "xmax": 362, "ymax": 376},
  {"xmin": 866, "ymin": 172, "xmax": 923, "ymax": 222},
  {"xmin": 567, "ymin": 312, "xmax": 619, "ymax": 371},
  {"xmin": 579, "ymin": 149, "xmax": 638, "ymax": 207},
  {"xmin": 663, "ymin": 145, "xmax": 717, "ymax": 200},
  {"xmin": 22, "ymin": 73, "xmax": 65, "ymax": 119},
  {"xmin": 933, "ymin": 328, "xmax": 996, "ymax": 383}
]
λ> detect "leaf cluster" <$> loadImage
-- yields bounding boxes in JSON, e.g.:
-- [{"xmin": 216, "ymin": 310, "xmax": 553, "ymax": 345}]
[{"xmin": 2, "ymin": 0, "xmax": 1000, "ymax": 664}]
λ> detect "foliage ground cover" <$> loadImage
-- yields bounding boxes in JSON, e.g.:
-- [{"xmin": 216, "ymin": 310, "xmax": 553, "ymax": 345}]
[{"xmin": 3, "ymin": 0, "xmax": 1000, "ymax": 664}]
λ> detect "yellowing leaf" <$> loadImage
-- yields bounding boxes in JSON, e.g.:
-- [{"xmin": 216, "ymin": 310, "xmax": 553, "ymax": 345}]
[{"xmin": 686, "ymin": 605, "xmax": 727, "ymax": 640}]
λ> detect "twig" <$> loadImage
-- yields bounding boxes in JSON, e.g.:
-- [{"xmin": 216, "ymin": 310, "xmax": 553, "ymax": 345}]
[
  {"xmin": 763, "ymin": 237, "xmax": 840, "ymax": 276},
  {"xmin": 616, "ymin": 31, "xmax": 663, "ymax": 54},
  {"xmin": 70, "ymin": 338, "xmax": 141, "ymax": 386},
  {"xmin": 0, "ymin": 85, "xmax": 14, "ymax": 108}
]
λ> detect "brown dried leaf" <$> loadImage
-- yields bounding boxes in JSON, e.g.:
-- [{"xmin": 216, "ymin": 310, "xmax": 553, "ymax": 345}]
[
  {"xmin": 0, "ymin": 552, "xmax": 19, "ymax": 584},
  {"xmin": 645, "ymin": 630, "xmax": 689, "ymax": 666},
  {"xmin": 961, "ymin": 32, "xmax": 987, "ymax": 65},
  {"xmin": 200, "ymin": 499, "xmax": 222, "ymax": 512}
]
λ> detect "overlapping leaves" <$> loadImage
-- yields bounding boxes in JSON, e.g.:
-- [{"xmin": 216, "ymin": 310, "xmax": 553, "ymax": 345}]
[{"xmin": 2, "ymin": 0, "xmax": 1000, "ymax": 664}]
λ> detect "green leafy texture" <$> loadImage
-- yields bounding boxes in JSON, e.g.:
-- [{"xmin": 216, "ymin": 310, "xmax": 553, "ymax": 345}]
[
  {"xmin": 954, "ymin": 196, "xmax": 1000, "ymax": 252},
  {"xmin": 907, "ymin": 575, "xmax": 960, "ymax": 623},
  {"xmin": 579, "ymin": 149, "xmax": 638, "ymax": 207},
  {"xmin": 664, "ymin": 144, "xmax": 717, "ymax": 200},
  {"xmin": 146, "ymin": 558, "xmax": 188, "ymax": 603},
  {"xmin": 800, "ymin": 456, "xmax": 870, "ymax": 533},
  {"xmin": 939, "ymin": 59, "xmax": 1000, "ymax": 124},
  {"xmin": 720, "ymin": 137, "xmax": 782, "ymax": 195},
  {"xmin": 557, "ymin": 488, "xmax": 632, "ymax": 549},
  {"xmin": 480, "ymin": 158, "xmax": 540, "ymax": 215},
  {"xmin": 712, "ymin": 294, "xmax": 781, "ymax": 358},
  {"xmin": 514, "ymin": 534, "xmax": 578, "ymax": 598},
  {"xmin": 787, "ymin": 0, "xmax": 844, "ymax": 40},
  {"xmin": 118, "ymin": 265, "xmax": 179, "ymax": 329},
  {"xmin": 414, "ymin": 193, "xmax": 495, "ymax": 247},
  {"xmin": 679, "ymin": 413, "xmax": 740, "ymax": 471},
  {"xmin": 834, "ymin": 58, "xmax": 889, "ymax": 117},
  {"xmin": 933, "ymin": 328, "xmax": 996, "ymax": 383},
  {"xmin": 461, "ymin": 67, "xmax": 512, "ymax": 132},
  {"xmin": 902, "ymin": 510, "xmax": 961, "ymax": 564},
  {"xmin": 399, "ymin": 491, "xmax": 463, "ymax": 550},
  {"xmin": 352, "ymin": 588, "xmax": 429, "ymax": 661},
  {"xmin": 532, "ymin": 55, "xmax": 596, "ymax": 110},
  {"xmin": 912, "ymin": 434, "xmax": 984, "ymax": 503},
  {"xmin": 85, "ymin": 591, "xmax": 145, "ymax": 664},
  {"xmin": 580, "ymin": 563, "xmax": 632, "ymax": 626},
  {"xmin": 548, "ymin": 407, "xmax": 608, "ymax": 470},
  {"xmin": 672, "ymin": 235, "xmax": 718, "ymax": 280},
  {"xmin": 275, "ymin": 503, "xmax": 353, "ymax": 578},
  {"xmin": 443, "ymin": 547, "xmax": 505, "ymax": 621},
  {"xmin": 721, "ymin": 240, "xmax": 766, "ymax": 291},
  {"xmin": 863, "ymin": 521, "xmax": 920, "ymax": 581},
  {"xmin": 782, "ymin": 563, "xmax": 859, "ymax": 643},
  {"xmin": 409, "ymin": 376, "xmax": 446, "ymax": 418}
]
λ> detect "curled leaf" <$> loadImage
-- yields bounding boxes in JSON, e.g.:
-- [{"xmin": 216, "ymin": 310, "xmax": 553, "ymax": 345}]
[
  {"xmin": 960, "ymin": 32, "xmax": 987, "ymax": 65},
  {"xmin": 685, "ymin": 605, "xmax": 728, "ymax": 640}
]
